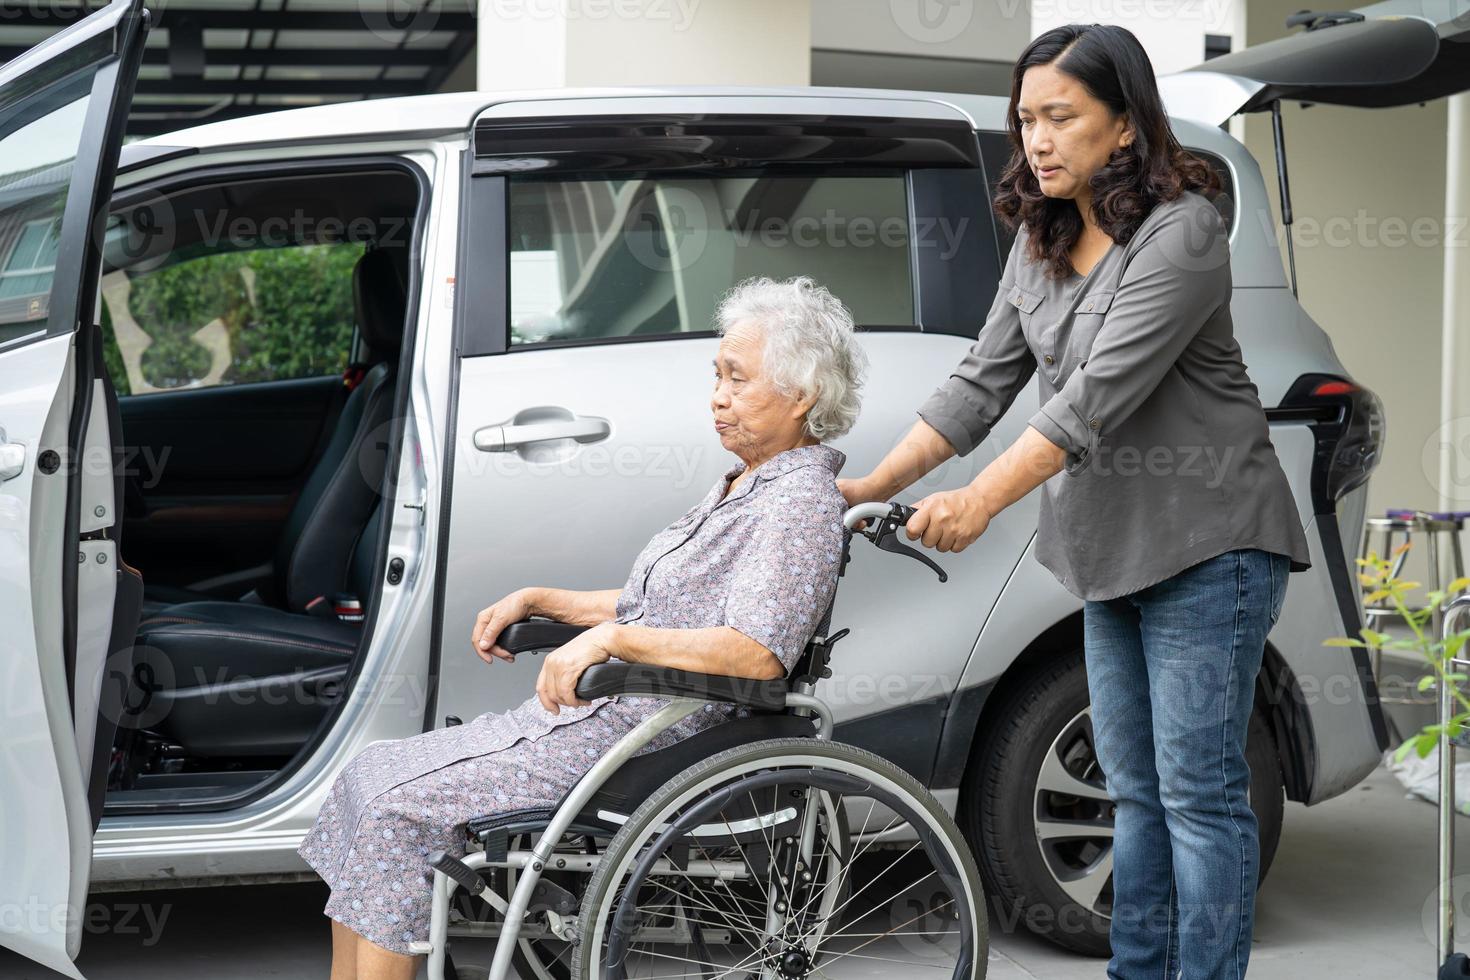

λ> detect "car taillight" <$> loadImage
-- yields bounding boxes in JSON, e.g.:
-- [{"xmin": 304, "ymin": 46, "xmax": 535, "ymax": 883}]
[{"xmin": 1275, "ymin": 374, "xmax": 1385, "ymax": 514}]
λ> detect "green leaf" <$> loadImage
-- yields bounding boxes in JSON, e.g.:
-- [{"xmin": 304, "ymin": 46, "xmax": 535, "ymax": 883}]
[
  {"xmin": 1420, "ymin": 675, "xmax": 1439, "ymax": 692},
  {"xmin": 1323, "ymin": 637, "xmax": 1366, "ymax": 648}
]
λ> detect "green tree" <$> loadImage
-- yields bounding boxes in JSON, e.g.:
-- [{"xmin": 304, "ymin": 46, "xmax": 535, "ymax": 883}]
[{"xmin": 98, "ymin": 241, "xmax": 365, "ymax": 394}]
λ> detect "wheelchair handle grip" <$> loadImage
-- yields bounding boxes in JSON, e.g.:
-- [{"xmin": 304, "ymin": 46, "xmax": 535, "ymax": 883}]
[
  {"xmin": 843, "ymin": 501, "xmax": 907, "ymax": 530},
  {"xmin": 842, "ymin": 501, "xmax": 947, "ymax": 583}
]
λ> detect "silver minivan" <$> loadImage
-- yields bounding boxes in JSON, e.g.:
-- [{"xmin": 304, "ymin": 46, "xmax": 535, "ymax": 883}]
[{"xmin": 7, "ymin": 0, "xmax": 1442, "ymax": 973}]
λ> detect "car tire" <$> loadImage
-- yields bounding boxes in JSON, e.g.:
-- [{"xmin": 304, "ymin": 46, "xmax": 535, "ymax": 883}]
[{"xmin": 961, "ymin": 646, "xmax": 1285, "ymax": 957}]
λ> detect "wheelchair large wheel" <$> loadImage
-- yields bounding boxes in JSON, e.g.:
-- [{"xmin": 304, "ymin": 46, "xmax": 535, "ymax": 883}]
[{"xmin": 572, "ymin": 738, "xmax": 986, "ymax": 979}]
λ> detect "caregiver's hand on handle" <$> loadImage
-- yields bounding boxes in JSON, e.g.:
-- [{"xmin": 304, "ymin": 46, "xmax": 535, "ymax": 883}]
[{"xmin": 838, "ymin": 417, "xmax": 1068, "ymax": 554}]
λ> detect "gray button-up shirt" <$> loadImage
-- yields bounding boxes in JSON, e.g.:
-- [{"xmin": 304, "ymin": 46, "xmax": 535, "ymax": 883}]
[{"xmin": 917, "ymin": 190, "xmax": 1312, "ymax": 601}]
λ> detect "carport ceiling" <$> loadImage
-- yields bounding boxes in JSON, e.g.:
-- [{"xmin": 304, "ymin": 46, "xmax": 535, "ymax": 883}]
[{"xmin": 0, "ymin": 1, "xmax": 477, "ymax": 137}]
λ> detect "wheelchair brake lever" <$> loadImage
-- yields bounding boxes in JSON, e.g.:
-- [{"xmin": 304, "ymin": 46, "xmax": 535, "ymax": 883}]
[{"xmin": 868, "ymin": 503, "xmax": 948, "ymax": 583}]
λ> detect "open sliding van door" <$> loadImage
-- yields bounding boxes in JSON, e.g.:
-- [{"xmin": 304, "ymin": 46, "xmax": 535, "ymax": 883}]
[{"xmin": 0, "ymin": 1, "xmax": 148, "ymax": 976}]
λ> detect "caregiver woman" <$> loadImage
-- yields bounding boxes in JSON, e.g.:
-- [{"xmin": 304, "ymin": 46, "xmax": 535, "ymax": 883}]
[{"xmin": 838, "ymin": 23, "xmax": 1310, "ymax": 980}]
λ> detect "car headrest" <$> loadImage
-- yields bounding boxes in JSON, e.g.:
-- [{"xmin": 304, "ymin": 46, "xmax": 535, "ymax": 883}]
[{"xmin": 353, "ymin": 247, "xmax": 406, "ymax": 357}]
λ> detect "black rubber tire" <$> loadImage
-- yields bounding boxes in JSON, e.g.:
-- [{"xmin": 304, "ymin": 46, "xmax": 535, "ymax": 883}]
[
  {"xmin": 571, "ymin": 737, "xmax": 988, "ymax": 979},
  {"xmin": 962, "ymin": 647, "xmax": 1285, "ymax": 957}
]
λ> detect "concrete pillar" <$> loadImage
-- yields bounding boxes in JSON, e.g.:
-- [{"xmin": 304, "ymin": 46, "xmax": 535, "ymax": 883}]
[
  {"xmin": 475, "ymin": 0, "xmax": 811, "ymax": 91},
  {"xmin": 1030, "ymin": 0, "xmax": 1243, "ymax": 76},
  {"xmin": 1438, "ymin": 92, "xmax": 1470, "ymax": 513}
]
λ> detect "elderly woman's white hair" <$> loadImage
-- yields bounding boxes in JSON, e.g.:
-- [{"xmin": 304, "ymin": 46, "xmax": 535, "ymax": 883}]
[{"xmin": 713, "ymin": 275, "xmax": 869, "ymax": 441}]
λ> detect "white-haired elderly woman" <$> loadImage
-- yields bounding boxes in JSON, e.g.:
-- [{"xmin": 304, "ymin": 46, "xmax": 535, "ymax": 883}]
[{"xmin": 298, "ymin": 274, "xmax": 868, "ymax": 979}]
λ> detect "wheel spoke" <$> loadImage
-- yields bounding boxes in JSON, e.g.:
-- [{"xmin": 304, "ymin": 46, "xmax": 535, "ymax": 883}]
[
  {"xmin": 586, "ymin": 751, "xmax": 978, "ymax": 980},
  {"xmin": 1053, "ymin": 843, "xmax": 1114, "ymax": 912},
  {"xmin": 1035, "ymin": 740, "xmax": 1111, "ymax": 803},
  {"xmin": 1034, "ymin": 817, "xmax": 1114, "ymax": 841}
]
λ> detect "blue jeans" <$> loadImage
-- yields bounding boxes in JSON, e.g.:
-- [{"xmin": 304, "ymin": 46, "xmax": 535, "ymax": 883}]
[{"xmin": 1083, "ymin": 547, "xmax": 1290, "ymax": 980}]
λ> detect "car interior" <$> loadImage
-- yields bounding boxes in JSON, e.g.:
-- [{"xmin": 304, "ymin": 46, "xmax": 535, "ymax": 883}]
[{"xmin": 100, "ymin": 165, "xmax": 422, "ymax": 810}]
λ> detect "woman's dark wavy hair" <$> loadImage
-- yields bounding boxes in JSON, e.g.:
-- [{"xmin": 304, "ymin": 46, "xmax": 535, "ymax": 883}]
[{"xmin": 994, "ymin": 24, "xmax": 1222, "ymax": 280}]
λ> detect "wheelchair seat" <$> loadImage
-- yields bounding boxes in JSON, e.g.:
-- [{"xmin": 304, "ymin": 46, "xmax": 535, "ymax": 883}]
[{"xmin": 466, "ymin": 712, "xmax": 817, "ymax": 847}]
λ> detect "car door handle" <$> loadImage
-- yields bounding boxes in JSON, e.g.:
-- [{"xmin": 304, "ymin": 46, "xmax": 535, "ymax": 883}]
[
  {"xmin": 474, "ymin": 417, "xmax": 611, "ymax": 452},
  {"xmin": 0, "ymin": 429, "xmax": 24, "ymax": 483}
]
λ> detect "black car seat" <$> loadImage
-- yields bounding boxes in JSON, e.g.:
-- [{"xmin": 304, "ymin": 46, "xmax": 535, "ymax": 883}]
[
  {"xmin": 123, "ymin": 245, "xmax": 407, "ymax": 760},
  {"xmin": 138, "ymin": 245, "xmax": 406, "ymax": 617},
  {"xmin": 129, "ymin": 496, "xmax": 387, "ymax": 758}
]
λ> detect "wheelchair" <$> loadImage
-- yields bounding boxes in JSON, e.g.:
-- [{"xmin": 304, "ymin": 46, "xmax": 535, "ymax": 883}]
[{"xmin": 412, "ymin": 502, "xmax": 987, "ymax": 979}]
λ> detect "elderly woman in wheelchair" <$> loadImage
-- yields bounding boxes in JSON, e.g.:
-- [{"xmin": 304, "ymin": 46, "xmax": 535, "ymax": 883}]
[{"xmin": 299, "ymin": 276, "xmax": 986, "ymax": 980}]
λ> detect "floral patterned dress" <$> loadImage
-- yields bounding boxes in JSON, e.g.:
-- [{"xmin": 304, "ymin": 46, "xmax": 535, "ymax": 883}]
[{"xmin": 297, "ymin": 443, "xmax": 849, "ymax": 953}]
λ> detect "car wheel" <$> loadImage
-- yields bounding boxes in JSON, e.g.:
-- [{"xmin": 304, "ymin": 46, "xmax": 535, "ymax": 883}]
[{"xmin": 962, "ymin": 646, "xmax": 1285, "ymax": 956}]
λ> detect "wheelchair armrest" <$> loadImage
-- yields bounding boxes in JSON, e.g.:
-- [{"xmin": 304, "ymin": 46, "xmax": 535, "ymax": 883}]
[
  {"xmin": 499, "ymin": 619, "xmax": 590, "ymax": 654},
  {"xmin": 575, "ymin": 663, "xmax": 790, "ymax": 712}
]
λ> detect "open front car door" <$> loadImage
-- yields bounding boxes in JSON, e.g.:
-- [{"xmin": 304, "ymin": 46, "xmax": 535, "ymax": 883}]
[{"xmin": 0, "ymin": 1, "xmax": 148, "ymax": 977}]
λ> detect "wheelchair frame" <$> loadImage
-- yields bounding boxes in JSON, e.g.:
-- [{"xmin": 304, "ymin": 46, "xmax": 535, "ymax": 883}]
[
  {"xmin": 413, "ymin": 501, "xmax": 952, "ymax": 979},
  {"xmin": 415, "ymin": 677, "xmax": 838, "ymax": 978}
]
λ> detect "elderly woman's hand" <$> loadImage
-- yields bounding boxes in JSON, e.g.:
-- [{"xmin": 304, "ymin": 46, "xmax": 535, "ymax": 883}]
[
  {"xmin": 537, "ymin": 623, "xmax": 616, "ymax": 713},
  {"xmin": 471, "ymin": 589, "xmax": 537, "ymax": 665}
]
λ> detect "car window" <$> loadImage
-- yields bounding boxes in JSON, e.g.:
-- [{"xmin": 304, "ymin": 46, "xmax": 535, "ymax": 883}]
[
  {"xmin": 98, "ymin": 238, "xmax": 364, "ymax": 396},
  {"xmin": 507, "ymin": 174, "xmax": 915, "ymax": 347},
  {"xmin": 0, "ymin": 78, "xmax": 95, "ymax": 350}
]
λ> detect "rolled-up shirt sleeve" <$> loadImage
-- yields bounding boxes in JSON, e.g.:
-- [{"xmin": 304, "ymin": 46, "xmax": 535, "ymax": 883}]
[
  {"xmin": 723, "ymin": 478, "xmax": 847, "ymax": 676},
  {"xmin": 1027, "ymin": 200, "xmax": 1232, "ymax": 475},
  {"xmin": 916, "ymin": 231, "xmax": 1038, "ymax": 457}
]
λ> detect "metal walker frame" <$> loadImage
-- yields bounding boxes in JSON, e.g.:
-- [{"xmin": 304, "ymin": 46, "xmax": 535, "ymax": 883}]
[{"xmin": 1437, "ymin": 594, "xmax": 1470, "ymax": 979}]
